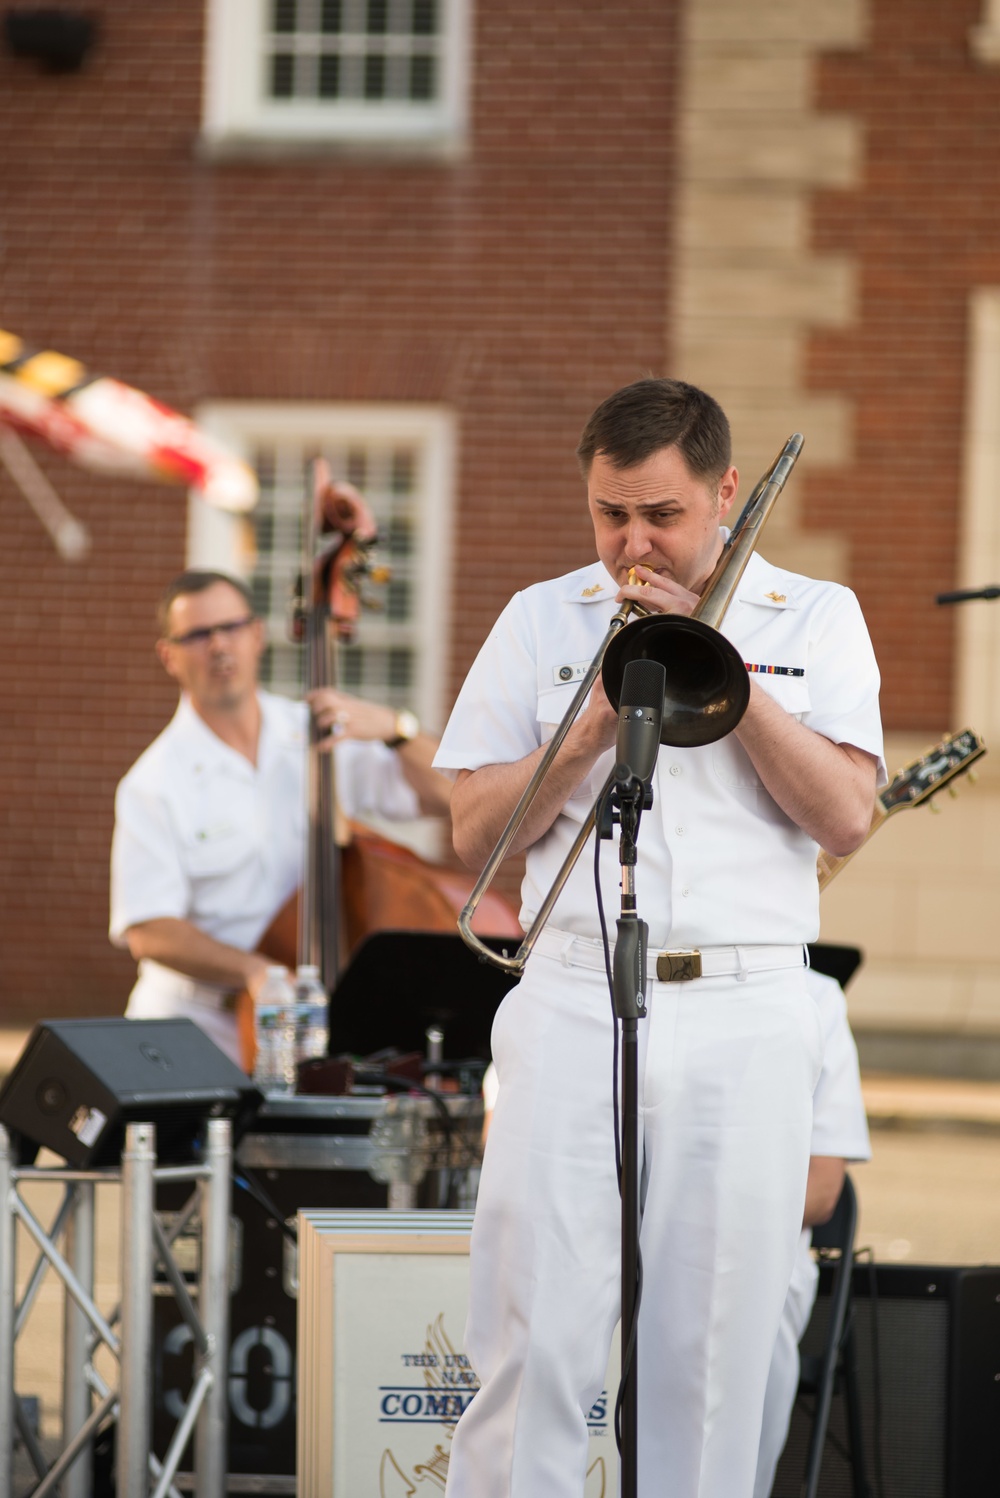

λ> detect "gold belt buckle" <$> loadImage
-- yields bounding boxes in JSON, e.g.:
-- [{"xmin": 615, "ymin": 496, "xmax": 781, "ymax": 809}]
[{"xmin": 656, "ymin": 949, "xmax": 703, "ymax": 983}]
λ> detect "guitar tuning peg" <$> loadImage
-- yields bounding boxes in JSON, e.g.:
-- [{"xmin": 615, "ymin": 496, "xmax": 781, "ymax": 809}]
[
  {"xmin": 929, "ymin": 801, "xmax": 942, "ymax": 814},
  {"xmin": 948, "ymin": 784, "xmax": 959, "ymax": 799},
  {"xmin": 968, "ymin": 771, "xmax": 979, "ymax": 786}
]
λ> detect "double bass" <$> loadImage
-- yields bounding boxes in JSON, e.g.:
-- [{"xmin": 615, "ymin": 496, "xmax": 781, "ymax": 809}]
[{"xmin": 236, "ymin": 460, "xmax": 520, "ymax": 1070}]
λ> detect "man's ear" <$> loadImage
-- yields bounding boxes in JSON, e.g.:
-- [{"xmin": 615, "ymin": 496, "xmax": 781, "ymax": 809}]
[
  {"xmin": 716, "ymin": 465, "xmax": 739, "ymax": 521},
  {"xmin": 155, "ymin": 638, "xmax": 178, "ymax": 681}
]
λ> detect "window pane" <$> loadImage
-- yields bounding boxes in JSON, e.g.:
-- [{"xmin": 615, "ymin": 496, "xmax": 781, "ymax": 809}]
[
  {"xmin": 386, "ymin": 578, "xmax": 410, "ymax": 622},
  {"xmin": 388, "ymin": 647, "xmax": 412, "ymax": 689},
  {"xmin": 252, "ymin": 574, "xmax": 273, "ymax": 617},
  {"xmin": 271, "ymin": 52, "xmax": 296, "ymax": 98},
  {"xmin": 321, "ymin": 0, "xmax": 342, "ymax": 32},
  {"xmin": 319, "ymin": 54, "xmax": 340, "ymax": 98},
  {"xmin": 412, "ymin": 0, "xmax": 436, "ymax": 36},
  {"xmin": 386, "ymin": 516, "xmax": 413, "ymax": 556},
  {"xmin": 254, "ymin": 445, "xmax": 276, "ymax": 490},
  {"xmin": 340, "ymin": 646, "xmax": 364, "ymax": 689},
  {"xmin": 256, "ymin": 513, "xmax": 276, "ymax": 553},
  {"xmin": 410, "ymin": 54, "xmax": 434, "ymax": 101},
  {"xmin": 273, "ymin": 0, "xmax": 298, "ymax": 34},
  {"xmin": 367, "ymin": 0, "xmax": 388, "ymax": 34},
  {"xmin": 391, "ymin": 449, "xmax": 414, "ymax": 493},
  {"xmin": 364, "ymin": 53, "xmax": 385, "ymax": 99}
]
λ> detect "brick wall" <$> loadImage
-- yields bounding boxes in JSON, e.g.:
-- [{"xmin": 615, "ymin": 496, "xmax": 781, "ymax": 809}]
[
  {"xmin": 0, "ymin": 1, "xmax": 677, "ymax": 1021},
  {"xmin": 807, "ymin": 0, "xmax": 1000, "ymax": 729}
]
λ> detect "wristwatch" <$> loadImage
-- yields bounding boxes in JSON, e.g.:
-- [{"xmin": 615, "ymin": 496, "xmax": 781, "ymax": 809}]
[{"xmin": 384, "ymin": 709, "xmax": 420, "ymax": 749}]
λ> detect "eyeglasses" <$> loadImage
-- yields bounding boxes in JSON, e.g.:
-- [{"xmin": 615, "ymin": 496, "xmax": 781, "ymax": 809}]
[{"xmin": 166, "ymin": 617, "xmax": 256, "ymax": 649}]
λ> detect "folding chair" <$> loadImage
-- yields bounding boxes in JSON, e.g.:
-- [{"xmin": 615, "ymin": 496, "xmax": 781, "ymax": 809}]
[{"xmin": 797, "ymin": 1172, "xmax": 870, "ymax": 1498}]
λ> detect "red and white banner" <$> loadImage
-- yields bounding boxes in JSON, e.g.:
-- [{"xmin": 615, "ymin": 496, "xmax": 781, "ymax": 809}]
[{"xmin": 0, "ymin": 329, "xmax": 257, "ymax": 512}]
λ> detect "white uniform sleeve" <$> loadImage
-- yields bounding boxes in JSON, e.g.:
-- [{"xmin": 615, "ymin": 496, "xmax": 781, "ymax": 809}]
[
  {"xmin": 807, "ymin": 969, "xmax": 872, "ymax": 1161},
  {"xmin": 109, "ymin": 778, "xmax": 190, "ymax": 943},
  {"xmin": 802, "ymin": 586, "xmax": 887, "ymax": 787},
  {"xmin": 334, "ymin": 740, "xmax": 422, "ymax": 821},
  {"xmin": 434, "ymin": 594, "xmax": 542, "ymax": 773}
]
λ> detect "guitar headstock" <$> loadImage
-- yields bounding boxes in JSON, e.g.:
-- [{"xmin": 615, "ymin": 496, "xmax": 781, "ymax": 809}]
[{"xmin": 879, "ymin": 729, "xmax": 987, "ymax": 814}]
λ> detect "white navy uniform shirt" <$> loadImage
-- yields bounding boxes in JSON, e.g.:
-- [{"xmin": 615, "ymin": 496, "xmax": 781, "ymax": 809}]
[
  {"xmin": 809, "ymin": 969, "xmax": 871, "ymax": 1162},
  {"xmin": 110, "ymin": 688, "xmax": 420, "ymax": 1013},
  {"xmin": 435, "ymin": 546, "xmax": 886, "ymax": 951}
]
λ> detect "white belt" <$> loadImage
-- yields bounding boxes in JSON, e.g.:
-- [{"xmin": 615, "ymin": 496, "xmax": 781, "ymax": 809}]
[{"xmin": 533, "ymin": 928, "xmax": 808, "ymax": 985}]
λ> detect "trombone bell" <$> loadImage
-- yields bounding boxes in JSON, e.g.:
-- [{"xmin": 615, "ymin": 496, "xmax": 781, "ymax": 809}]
[{"xmin": 602, "ymin": 612, "xmax": 750, "ymax": 748}]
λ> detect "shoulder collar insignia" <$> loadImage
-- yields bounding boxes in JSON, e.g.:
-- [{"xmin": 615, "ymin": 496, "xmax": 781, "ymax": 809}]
[{"xmin": 581, "ymin": 583, "xmax": 604, "ymax": 597}]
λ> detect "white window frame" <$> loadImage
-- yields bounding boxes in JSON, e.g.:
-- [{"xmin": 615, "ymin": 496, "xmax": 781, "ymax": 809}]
[
  {"xmin": 202, "ymin": 0, "xmax": 472, "ymax": 153},
  {"xmin": 187, "ymin": 401, "xmax": 457, "ymax": 749}
]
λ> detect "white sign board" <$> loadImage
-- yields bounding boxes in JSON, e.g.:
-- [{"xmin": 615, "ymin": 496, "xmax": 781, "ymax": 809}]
[{"xmin": 298, "ymin": 1210, "xmax": 618, "ymax": 1497}]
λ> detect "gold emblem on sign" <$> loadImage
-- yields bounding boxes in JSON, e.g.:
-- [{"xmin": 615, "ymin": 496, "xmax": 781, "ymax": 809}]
[
  {"xmin": 380, "ymin": 1314, "xmax": 471, "ymax": 1496},
  {"xmin": 765, "ymin": 591, "xmax": 787, "ymax": 603},
  {"xmin": 581, "ymin": 584, "xmax": 604, "ymax": 597}
]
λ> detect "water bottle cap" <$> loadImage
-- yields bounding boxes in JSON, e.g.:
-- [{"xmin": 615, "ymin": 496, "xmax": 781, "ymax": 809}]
[
  {"xmin": 265, "ymin": 965, "xmax": 289, "ymax": 978},
  {"xmin": 297, "ymin": 964, "xmax": 321, "ymax": 978}
]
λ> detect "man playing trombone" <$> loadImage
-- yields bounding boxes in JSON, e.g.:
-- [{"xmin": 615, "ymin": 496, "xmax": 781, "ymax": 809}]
[{"xmin": 434, "ymin": 378, "xmax": 885, "ymax": 1497}]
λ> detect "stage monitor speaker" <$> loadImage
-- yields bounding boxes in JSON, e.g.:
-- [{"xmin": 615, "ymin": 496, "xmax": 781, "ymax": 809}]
[
  {"xmin": 771, "ymin": 1261, "xmax": 1000, "ymax": 1497},
  {"xmin": 0, "ymin": 1018, "xmax": 261, "ymax": 1168}
]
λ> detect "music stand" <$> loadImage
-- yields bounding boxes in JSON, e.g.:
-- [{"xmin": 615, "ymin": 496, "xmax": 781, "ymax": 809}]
[
  {"xmin": 328, "ymin": 930, "xmax": 521, "ymax": 1061},
  {"xmin": 807, "ymin": 943, "xmax": 864, "ymax": 989}
]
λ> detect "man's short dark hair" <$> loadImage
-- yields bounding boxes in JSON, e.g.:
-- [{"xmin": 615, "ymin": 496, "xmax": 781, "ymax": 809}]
[
  {"xmin": 157, "ymin": 569, "xmax": 255, "ymax": 636},
  {"xmin": 576, "ymin": 378, "xmax": 732, "ymax": 486}
]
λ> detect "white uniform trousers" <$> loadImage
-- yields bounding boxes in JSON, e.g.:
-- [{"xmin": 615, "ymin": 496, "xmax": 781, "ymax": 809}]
[
  {"xmin": 445, "ymin": 947, "xmax": 822, "ymax": 1498},
  {"xmin": 753, "ymin": 1230, "xmax": 819, "ymax": 1498}
]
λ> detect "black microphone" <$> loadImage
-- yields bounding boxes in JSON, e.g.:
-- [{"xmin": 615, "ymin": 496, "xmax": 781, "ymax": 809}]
[
  {"xmin": 936, "ymin": 585, "xmax": 1000, "ymax": 605},
  {"xmin": 614, "ymin": 658, "xmax": 666, "ymax": 788}
]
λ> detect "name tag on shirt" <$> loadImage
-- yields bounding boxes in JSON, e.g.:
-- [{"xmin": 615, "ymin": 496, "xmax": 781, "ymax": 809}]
[{"xmin": 552, "ymin": 662, "xmax": 591, "ymax": 686}]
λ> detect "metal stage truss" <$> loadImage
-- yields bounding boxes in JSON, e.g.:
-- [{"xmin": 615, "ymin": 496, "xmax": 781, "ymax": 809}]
[{"xmin": 0, "ymin": 1118, "xmax": 233, "ymax": 1498}]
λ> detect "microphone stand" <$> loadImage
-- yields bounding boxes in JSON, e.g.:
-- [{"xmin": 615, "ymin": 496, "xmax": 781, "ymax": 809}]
[
  {"xmin": 610, "ymin": 768, "xmax": 651, "ymax": 1498},
  {"xmin": 936, "ymin": 585, "xmax": 1000, "ymax": 603}
]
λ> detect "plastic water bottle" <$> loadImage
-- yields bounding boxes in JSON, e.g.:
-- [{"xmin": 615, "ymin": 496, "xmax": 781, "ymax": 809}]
[
  {"xmin": 253, "ymin": 966, "xmax": 296, "ymax": 1093},
  {"xmin": 294, "ymin": 964, "xmax": 330, "ymax": 1064}
]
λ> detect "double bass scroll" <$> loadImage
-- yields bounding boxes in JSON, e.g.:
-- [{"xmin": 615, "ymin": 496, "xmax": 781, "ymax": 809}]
[{"xmin": 236, "ymin": 460, "xmax": 520, "ymax": 1072}]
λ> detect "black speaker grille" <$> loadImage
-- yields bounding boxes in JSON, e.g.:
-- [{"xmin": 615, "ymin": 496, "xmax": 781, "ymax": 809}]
[{"xmin": 772, "ymin": 1267, "xmax": 959, "ymax": 1498}]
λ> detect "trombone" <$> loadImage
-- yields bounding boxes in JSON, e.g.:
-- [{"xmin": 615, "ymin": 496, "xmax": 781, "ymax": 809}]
[{"xmin": 457, "ymin": 433, "xmax": 805, "ymax": 976}]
